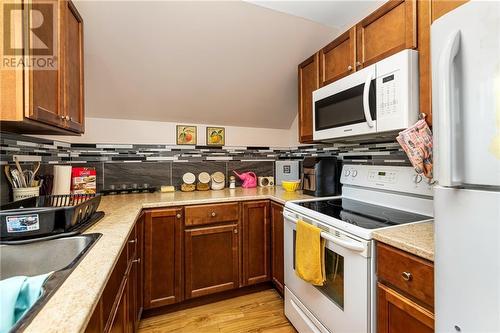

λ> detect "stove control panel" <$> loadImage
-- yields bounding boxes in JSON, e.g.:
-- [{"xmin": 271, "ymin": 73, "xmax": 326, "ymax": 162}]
[{"xmin": 341, "ymin": 165, "xmax": 433, "ymax": 196}]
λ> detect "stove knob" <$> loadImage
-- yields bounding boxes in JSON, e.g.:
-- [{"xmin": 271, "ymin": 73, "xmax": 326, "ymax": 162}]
[
  {"xmin": 413, "ymin": 174, "xmax": 423, "ymax": 183},
  {"xmin": 352, "ymin": 170, "xmax": 358, "ymax": 177},
  {"xmin": 344, "ymin": 169, "xmax": 351, "ymax": 177}
]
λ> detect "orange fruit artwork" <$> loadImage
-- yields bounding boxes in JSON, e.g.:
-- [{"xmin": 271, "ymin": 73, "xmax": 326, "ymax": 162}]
[{"xmin": 209, "ymin": 129, "xmax": 224, "ymax": 145}]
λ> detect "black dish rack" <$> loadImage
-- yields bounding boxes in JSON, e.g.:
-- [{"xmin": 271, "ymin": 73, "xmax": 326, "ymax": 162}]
[{"xmin": 0, "ymin": 194, "xmax": 103, "ymax": 243}]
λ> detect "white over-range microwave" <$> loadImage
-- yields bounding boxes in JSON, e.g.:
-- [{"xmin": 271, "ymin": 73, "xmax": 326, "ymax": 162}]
[{"xmin": 313, "ymin": 49, "xmax": 419, "ymax": 141}]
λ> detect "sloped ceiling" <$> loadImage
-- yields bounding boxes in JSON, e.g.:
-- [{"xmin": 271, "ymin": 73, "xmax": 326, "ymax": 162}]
[
  {"xmin": 76, "ymin": 1, "xmax": 341, "ymax": 129},
  {"xmin": 246, "ymin": 1, "xmax": 385, "ymax": 30}
]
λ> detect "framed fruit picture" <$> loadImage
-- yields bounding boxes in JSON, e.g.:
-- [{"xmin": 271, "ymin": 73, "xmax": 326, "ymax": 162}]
[
  {"xmin": 176, "ymin": 125, "xmax": 197, "ymax": 145},
  {"xmin": 207, "ymin": 127, "xmax": 225, "ymax": 146}
]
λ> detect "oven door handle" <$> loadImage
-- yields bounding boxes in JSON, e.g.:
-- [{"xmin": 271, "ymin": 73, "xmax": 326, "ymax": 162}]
[
  {"xmin": 284, "ymin": 212, "xmax": 365, "ymax": 253},
  {"xmin": 362, "ymin": 73, "xmax": 375, "ymax": 128}
]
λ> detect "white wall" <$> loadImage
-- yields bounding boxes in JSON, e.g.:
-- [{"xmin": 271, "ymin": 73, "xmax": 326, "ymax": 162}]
[{"xmin": 36, "ymin": 117, "xmax": 301, "ymax": 147}]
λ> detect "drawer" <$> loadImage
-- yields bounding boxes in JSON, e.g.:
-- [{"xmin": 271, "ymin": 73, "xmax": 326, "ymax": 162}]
[
  {"xmin": 377, "ymin": 243, "xmax": 434, "ymax": 308},
  {"xmin": 185, "ymin": 202, "xmax": 239, "ymax": 226}
]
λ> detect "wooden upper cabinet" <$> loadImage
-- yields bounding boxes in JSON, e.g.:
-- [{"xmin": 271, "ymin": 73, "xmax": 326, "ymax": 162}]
[
  {"xmin": 143, "ymin": 208, "xmax": 183, "ymax": 309},
  {"xmin": 27, "ymin": 0, "xmax": 65, "ymax": 128},
  {"xmin": 0, "ymin": 0, "xmax": 84, "ymax": 134},
  {"xmin": 319, "ymin": 27, "xmax": 356, "ymax": 86},
  {"xmin": 242, "ymin": 201, "xmax": 271, "ymax": 286},
  {"xmin": 356, "ymin": 0, "xmax": 417, "ymax": 69},
  {"xmin": 270, "ymin": 202, "xmax": 284, "ymax": 295},
  {"xmin": 184, "ymin": 224, "xmax": 240, "ymax": 299},
  {"xmin": 431, "ymin": 0, "xmax": 468, "ymax": 22},
  {"xmin": 298, "ymin": 53, "xmax": 319, "ymax": 143},
  {"xmin": 63, "ymin": 0, "xmax": 84, "ymax": 133}
]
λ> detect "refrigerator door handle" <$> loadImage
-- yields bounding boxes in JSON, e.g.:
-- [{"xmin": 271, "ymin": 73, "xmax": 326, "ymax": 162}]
[
  {"xmin": 363, "ymin": 73, "xmax": 375, "ymax": 128},
  {"xmin": 437, "ymin": 30, "xmax": 461, "ymax": 186}
]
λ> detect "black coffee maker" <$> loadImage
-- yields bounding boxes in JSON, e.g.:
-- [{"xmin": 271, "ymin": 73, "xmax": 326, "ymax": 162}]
[{"xmin": 301, "ymin": 157, "xmax": 342, "ymax": 197}]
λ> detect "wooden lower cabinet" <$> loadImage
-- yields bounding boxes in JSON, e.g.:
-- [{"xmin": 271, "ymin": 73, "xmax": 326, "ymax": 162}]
[
  {"xmin": 270, "ymin": 202, "xmax": 284, "ymax": 294},
  {"xmin": 86, "ymin": 220, "xmax": 143, "ymax": 333},
  {"xmin": 376, "ymin": 243, "xmax": 435, "ymax": 333},
  {"xmin": 184, "ymin": 223, "xmax": 240, "ymax": 299},
  {"xmin": 377, "ymin": 283, "xmax": 434, "ymax": 333},
  {"xmin": 242, "ymin": 201, "xmax": 271, "ymax": 286},
  {"xmin": 143, "ymin": 208, "xmax": 183, "ymax": 309}
]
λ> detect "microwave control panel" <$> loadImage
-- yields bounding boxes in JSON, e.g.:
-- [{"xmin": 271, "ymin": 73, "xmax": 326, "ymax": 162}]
[{"xmin": 377, "ymin": 71, "xmax": 400, "ymax": 118}]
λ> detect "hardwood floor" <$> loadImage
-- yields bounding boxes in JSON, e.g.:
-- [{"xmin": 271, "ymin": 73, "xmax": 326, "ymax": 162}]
[{"xmin": 138, "ymin": 290, "xmax": 297, "ymax": 333}]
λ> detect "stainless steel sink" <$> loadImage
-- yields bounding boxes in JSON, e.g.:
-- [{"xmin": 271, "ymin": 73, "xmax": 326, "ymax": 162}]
[
  {"xmin": 0, "ymin": 234, "xmax": 99, "ymax": 279},
  {"xmin": 0, "ymin": 233, "xmax": 101, "ymax": 332}
]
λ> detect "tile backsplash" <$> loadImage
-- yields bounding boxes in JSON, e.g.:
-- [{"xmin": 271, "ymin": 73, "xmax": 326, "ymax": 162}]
[{"xmin": 0, "ymin": 132, "xmax": 410, "ymax": 204}]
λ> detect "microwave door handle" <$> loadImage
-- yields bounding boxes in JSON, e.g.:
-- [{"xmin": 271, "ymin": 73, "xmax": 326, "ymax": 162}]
[
  {"xmin": 437, "ymin": 30, "xmax": 461, "ymax": 187},
  {"xmin": 363, "ymin": 74, "xmax": 375, "ymax": 128}
]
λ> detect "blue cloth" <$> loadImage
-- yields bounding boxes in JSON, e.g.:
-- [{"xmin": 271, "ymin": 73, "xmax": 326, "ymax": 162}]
[{"xmin": 0, "ymin": 273, "xmax": 51, "ymax": 333}]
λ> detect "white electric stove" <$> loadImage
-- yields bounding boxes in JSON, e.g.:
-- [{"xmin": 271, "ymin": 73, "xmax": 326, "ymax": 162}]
[{"xmin": 283, "ymin": 165, "xmax": 433, "ymax": 333}]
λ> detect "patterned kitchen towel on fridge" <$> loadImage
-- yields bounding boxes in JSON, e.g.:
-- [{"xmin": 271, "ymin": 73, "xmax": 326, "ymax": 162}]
[{"xmin": 396, "ymin": 119, "xmax": 433, "ymax": 179}]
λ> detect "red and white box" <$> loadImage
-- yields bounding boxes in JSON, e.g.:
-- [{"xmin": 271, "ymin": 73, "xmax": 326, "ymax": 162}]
[{"xmin": 71, "ymin": 167, "xmax": 97, "ymax": 194}]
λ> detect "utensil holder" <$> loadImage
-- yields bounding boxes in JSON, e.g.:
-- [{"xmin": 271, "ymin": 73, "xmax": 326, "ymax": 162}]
[{"xmin": 13, "ymin": 187, "xmax": 40, "ymax": 202}]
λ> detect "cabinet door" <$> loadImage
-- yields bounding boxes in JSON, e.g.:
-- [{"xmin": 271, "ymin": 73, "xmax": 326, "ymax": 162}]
[
  {"xmin": 377, "ymin": 283, "xmax": 434, "ymax": 333},
  {"xmin": 109, "ymin": 284, "xmax": 127, "ymax": 333},
  {"xmin": 62, "ymin": 0, "xmax": 84, "ymax": 133},
  {"xmin": 242, "ymin": 201, "xmax": 271, "ymax": 286},
  {"xmin": 135, "ymin": 215, "xmax": 144, "ymax": 324},
  {"xmin": 27, "ymin": 0, "xmax": 65, "ymax": 128},
  {"xmin": 356, "ymin": 0, "xmax": 417, "ymax": 69},
  {"xmin": 184, "ymin": 224, "xmax": 239, "ymax": 299},
  {"xmin": 298, "ymin": 53, "xmax": 319, "ymax": 143},
  {"xmin": 417, "ymin": 0, "xmax": 433, "ymax": 125},
  {"xmin": 144, "ymin": 208, "xmax": 183, "ymax": 309},
  {"xmin": 319, "ymin": 27, "xmax": 356, "ymax": 86},
  {"xmin": 271, "ymin": 202, "xmax": 284, "ymax": 295},
  {"xmin": 431, "ymin": 0, "xmax": 468, "ymax": 21}
]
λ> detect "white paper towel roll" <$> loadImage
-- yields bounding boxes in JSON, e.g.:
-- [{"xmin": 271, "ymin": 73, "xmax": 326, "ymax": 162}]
[{"xmin": 52, "ymin": 165, "xmax": 72, "ymax": 195}]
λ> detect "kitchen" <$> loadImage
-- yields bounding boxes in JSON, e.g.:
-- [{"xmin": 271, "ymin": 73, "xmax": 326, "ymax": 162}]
[{"xmin": 0, "ymin": 0, "xmax": 499, "ymax": 333}]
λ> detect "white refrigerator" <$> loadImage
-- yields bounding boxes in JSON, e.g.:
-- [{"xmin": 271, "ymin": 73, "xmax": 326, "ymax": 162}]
[{"xmin": 432, "ymin": 1, "xmax": 500, "ymax": 332}]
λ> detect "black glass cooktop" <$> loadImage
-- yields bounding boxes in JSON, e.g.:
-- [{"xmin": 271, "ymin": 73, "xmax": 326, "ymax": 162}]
[{"xmin": 297, "ymin": 198, "xmax": 431, "ymax": 229}]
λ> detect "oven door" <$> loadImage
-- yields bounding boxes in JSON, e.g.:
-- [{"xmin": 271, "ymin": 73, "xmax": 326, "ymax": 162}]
[
  {"xmin": 284, "ymin": 209, "xmax": 372, "ymax": 333},
  {"xmin": 313, "ymin": 65, "xmax": 377, "ymax": 141}
]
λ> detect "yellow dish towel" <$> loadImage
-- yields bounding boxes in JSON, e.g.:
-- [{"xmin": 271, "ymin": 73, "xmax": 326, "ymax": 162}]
[{"xmin": 295, "ymin": 220, "xmax": 326, "ymax": 286}]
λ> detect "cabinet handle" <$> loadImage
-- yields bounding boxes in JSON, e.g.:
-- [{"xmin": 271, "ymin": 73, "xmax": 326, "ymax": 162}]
[
  {"xmin": 128, "ymin": 239, "xmax": 136, "ymax": 244},
  {"xmin": 356, "ymin": 61, "xmax": 362, "ymax": 67},
  {"xmin": 65, "ymin": 115, "xmax": 70, "ymax": 121},
  {"xmin": 176, "ymin": 213, "xmax": 181, "ymax": 219},
  {"xmin": 347, "ymin": 65, "xmax": 353, "ymax": 71},
  {"xmin": 60, "ymin": 115, "xmax": 65, "ymax": 120},
  {"xmin": 132, "ymin": 258, "xmax": 141, "ymax": 264},
  {"xmin": 234, "ymin": 229, "xmax": 238, "ymax": 234},
  {"xmin": 401, "ymin": 271, "xmax": 413, "ymax": 281},
  {"xmin": 211, "ymin": 212, "xmax": 216, "ymax": 217}
]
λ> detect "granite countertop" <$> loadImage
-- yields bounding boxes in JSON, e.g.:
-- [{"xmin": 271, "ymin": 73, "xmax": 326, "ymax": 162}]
[
  {"xmin": 372, "ymin": 221, "xmax": 434, "ymax": 262},
  {"xmin": 24, "ymin": 187, "xmax": 312, "ymax": 333}
]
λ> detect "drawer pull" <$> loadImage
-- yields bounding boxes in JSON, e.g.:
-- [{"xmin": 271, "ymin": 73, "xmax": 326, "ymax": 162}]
[
  {"xmin": 176, "ymin": 214, "xmax": 182, "ymax": 219},
  {"xmin": 128, "ymin": 239, "xmax": 136, "ymax": 244},
  {"xmin": 234, "ymin": 229, "xmax": 238, "ymax": 234},
  {"xmin": 401, "ymin": 271, "xmax": 413, "ymax": 281},
  {"xmin": 211, "ymin": 212, "xmax": 216, "ymax": 217},
  {"xmin": 132, "ymin": 258, "xmax": 141, "ymax": 264}
]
